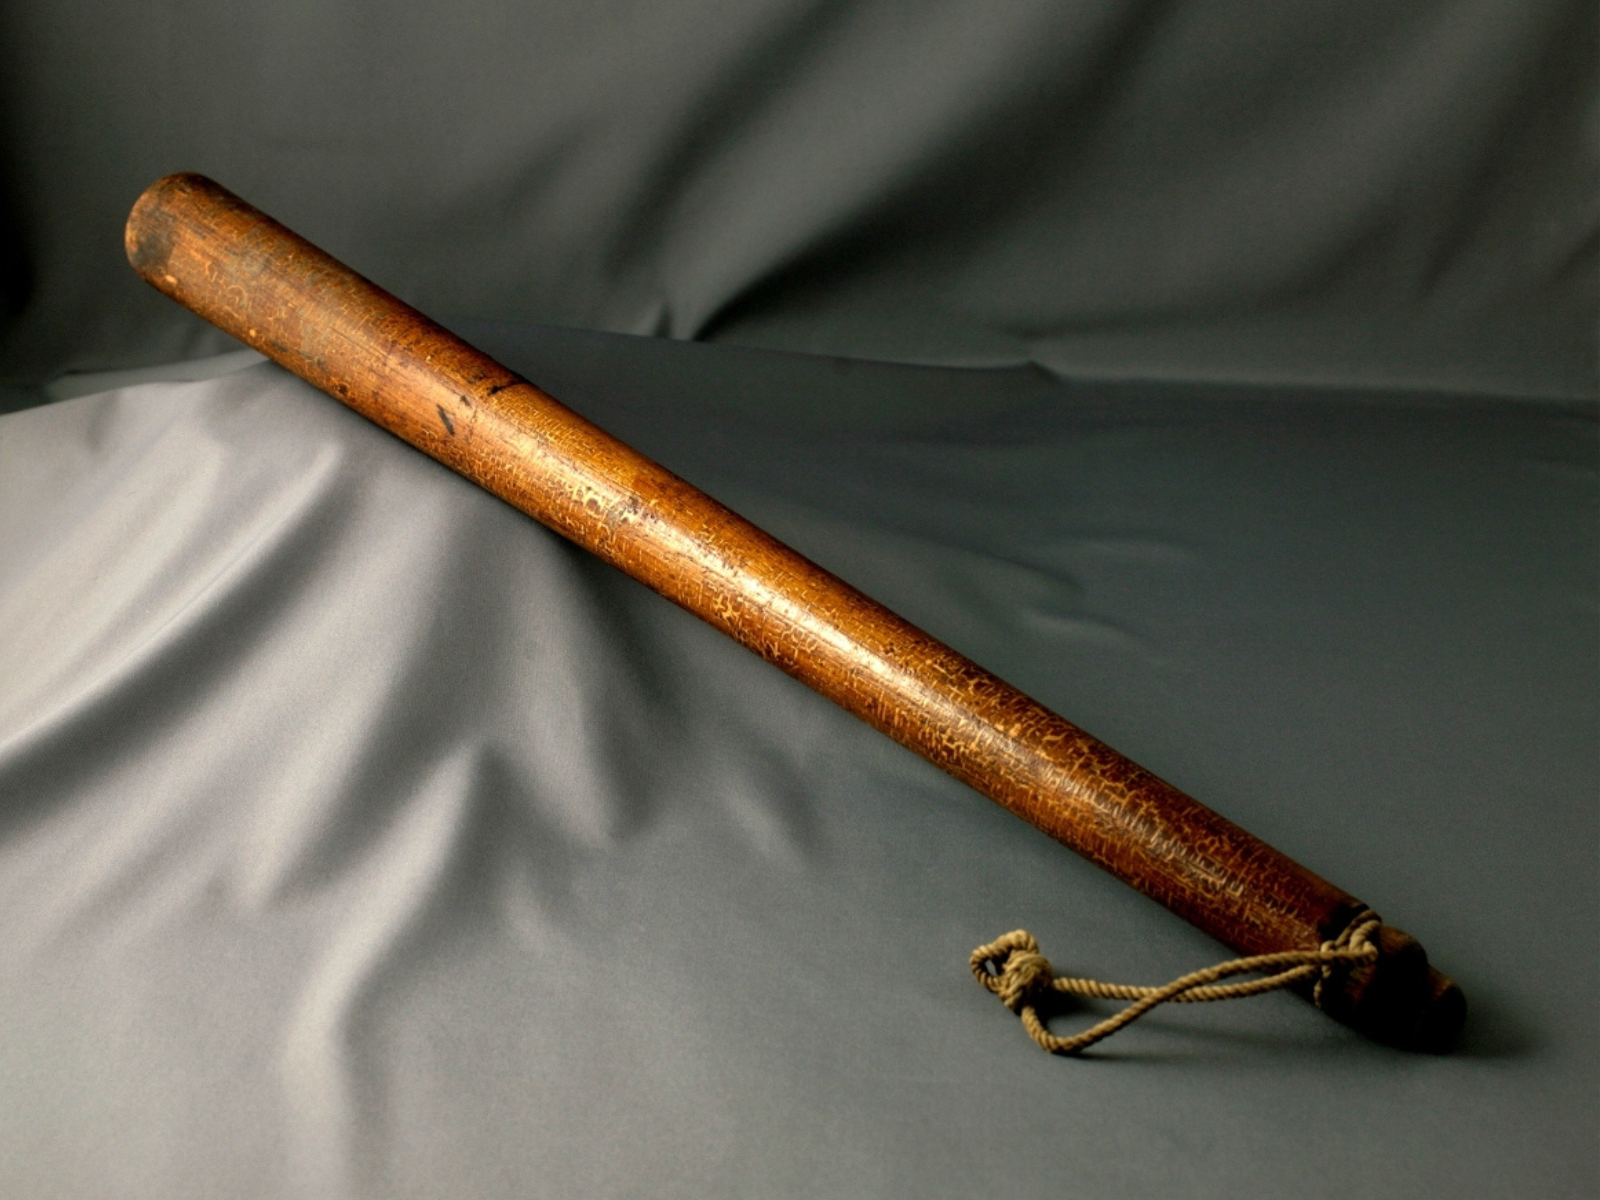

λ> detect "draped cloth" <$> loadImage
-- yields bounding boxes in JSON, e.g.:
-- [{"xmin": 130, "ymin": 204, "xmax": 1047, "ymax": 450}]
[{"xmin": 1, "ymin": 322, "xmax": 1593, "ymax": 1197}]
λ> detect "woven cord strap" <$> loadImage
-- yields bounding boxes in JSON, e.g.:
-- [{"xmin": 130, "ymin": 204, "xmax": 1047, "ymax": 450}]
[{"xmin": 969, "ymin": 911, "xmax": 1381, "ymax": 1055}]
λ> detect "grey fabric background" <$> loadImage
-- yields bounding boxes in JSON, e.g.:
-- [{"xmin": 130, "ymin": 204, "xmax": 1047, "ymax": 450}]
[
  {"xmin": 0, "ymin": 333, "xmax": 1594, "ymax": 1197},
  {"xmin": 0, "ymin": 0, "xmax": 1595, "ymax": 404},
  {"xmin": 0, "ymin": 2, "xmax": 1596, "ymax": 1196}
]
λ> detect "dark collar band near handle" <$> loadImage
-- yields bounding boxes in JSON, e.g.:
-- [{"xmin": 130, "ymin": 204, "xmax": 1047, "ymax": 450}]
[{"xmin": 124, "ymin": 172, "xmax": 1465, "ymax": 1055}]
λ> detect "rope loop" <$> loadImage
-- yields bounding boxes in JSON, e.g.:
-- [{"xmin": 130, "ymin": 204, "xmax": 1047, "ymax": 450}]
[{"xmin": 970, "ymin": 910, "xmax": 1381, "ymax": 1056}]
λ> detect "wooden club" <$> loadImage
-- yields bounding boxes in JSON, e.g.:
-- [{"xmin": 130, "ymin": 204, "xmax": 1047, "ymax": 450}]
[{"xmin": 124, "ymin": 173, "xmax": 1464, "ymax": 1053}]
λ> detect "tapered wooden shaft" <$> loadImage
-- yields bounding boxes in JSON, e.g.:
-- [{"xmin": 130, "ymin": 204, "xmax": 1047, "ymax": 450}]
[{"xmin": 125, "ymin": 173, "xmax": 1463, "ymax": 1050}]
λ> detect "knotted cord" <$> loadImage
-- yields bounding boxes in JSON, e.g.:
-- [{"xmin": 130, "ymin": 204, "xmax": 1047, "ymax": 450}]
[{"xmin": 970, "ymin": 910, "xmax": 1381, "ymax": 1055}]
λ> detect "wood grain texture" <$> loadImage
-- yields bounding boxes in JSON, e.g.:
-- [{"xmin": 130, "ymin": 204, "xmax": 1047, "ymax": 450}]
[{"xmin": 125, "ymin": 173, "xmax": 1464, "ymax": 1051}]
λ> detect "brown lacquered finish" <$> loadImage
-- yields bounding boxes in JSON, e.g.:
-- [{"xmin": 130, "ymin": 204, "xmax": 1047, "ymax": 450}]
[{"xmin": 125, "ymin": 173, "xmax": 1464, "ymax": 1051}]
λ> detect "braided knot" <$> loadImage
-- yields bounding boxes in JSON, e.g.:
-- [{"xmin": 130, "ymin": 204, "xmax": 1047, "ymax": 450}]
[{"xmin": 971, "ymin": 931, "xmax": 1058, "ymax": 1014}]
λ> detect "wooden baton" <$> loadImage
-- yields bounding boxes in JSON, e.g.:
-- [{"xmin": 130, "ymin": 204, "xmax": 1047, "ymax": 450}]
[{"xmin": 125, "ymin": 173, "xmax": 1464, "ymax": 1052}]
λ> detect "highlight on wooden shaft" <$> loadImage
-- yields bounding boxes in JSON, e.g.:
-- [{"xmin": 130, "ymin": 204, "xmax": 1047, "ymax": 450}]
[{"xmin": 125, "ymin": 173, "xmax": 1466, "ymax": 1053}]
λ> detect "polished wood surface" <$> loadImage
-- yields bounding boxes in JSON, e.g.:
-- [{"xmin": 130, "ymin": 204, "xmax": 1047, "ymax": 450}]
[{"xmin": 125, "ymin": 173, "xmax": 1463, "ymax": 1051}]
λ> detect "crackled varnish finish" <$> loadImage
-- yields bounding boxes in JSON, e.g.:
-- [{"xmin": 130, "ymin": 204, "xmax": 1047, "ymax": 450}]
[{"xmin": 126, "ymin": 173, "xmax": 1464, "ymax": 1050}]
